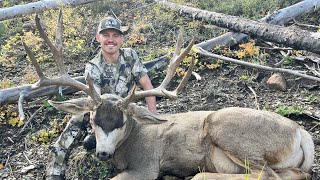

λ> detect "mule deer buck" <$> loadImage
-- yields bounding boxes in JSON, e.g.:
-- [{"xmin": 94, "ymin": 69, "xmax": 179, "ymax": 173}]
[{"xmin": 24, "ymin": 10, "xmax": 314, "ymax": 180}]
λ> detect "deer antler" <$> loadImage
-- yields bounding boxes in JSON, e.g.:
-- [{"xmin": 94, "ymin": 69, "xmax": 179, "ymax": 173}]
[
  {"xmin": 121, "ymin": 30, "xmax": 196, "ymax": 107},
  {"xmin": 23, "ymin": 10, "xmax": 101, "ymax": 106}
]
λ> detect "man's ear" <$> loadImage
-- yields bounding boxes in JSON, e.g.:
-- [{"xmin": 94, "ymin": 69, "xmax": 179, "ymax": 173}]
[
  {"xmin": 96, "ymin": 34, "xmax": 101, "ymax": 42},
  {"xmin": 48, "ymin": 98, "xmax": 96, "ymax": 115}
]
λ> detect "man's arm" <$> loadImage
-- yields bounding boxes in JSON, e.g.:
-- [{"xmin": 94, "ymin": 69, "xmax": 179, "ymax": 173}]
[{"xmin": 138, "ymin": 74, "xmax": 157, "ymax": 114}]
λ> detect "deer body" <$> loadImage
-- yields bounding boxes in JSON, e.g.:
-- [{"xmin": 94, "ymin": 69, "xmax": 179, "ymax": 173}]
[{"xmin": 107, "ymin": 106, "xmax": 314, "ymax": 180}]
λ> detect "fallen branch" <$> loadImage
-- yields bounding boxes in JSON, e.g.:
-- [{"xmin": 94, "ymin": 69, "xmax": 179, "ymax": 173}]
[
  {"xmin": 7, "ymin": 137, "xmax": 14, "ymax": 143},
  {"xmin": 260, "ymin": 47, "xmax": 293, "ymax": 51},
  {"xmin": 23, "ymin": 152, "xmax": 32, "ymax": 165},
  {"xmin": 248, "ymin": 86, "xmax": 259, "ymax": 110},
  {"xmin": 18, "ymin": 106, "xmax": 45, "ymax": 135},
  {"xmin": 293, "ymin": 19, "xmax": 320, "ymax": 30},
  {"xmin": 196, "ymin": 47, "xmax": 320, "ymax": 82},
  {"xmin": 304, "ymin": 64, "xmax": 320, "ymax": 77}
]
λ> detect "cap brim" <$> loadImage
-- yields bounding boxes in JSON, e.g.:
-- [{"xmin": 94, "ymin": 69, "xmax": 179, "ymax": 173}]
[{"xmin": 99, "ymin": 26, "xmax": 130, "ymax": 35}]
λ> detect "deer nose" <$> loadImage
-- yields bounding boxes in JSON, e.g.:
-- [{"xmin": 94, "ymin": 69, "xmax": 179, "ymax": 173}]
[{"xmin": 97, "ymin": 151, "xmax": 112, "ymax": 161}]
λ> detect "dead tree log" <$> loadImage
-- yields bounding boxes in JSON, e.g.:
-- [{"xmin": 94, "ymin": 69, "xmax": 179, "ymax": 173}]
[
  {"xmin": 198, "ymin": 0, "xmax": 320, "ymax": 50},
  {"xmin": 260, "ymin": 0, "xmax": 320, "ymax": 25},
  {"xmin": 0, "ymin": 0, "xmax": 98, "ymax": 21},
  {"xmin": 158, "ymin": 1, "xmax": 320, "ymax": 54}
]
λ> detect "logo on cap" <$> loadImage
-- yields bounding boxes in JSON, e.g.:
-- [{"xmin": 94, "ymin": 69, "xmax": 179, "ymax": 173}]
[{"xmin": 105, "ymin": 19, "xmax": 117, "ymax": 27}]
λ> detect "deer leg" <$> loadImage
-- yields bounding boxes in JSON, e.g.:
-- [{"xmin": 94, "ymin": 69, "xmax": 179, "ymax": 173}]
[
  {"xmin": 205, "ymin": 146, "xmax": 284, "ymax": 180},
  {"xmin": 45, "ymin": 113, "xmax": 88, "ymax": 180},
  {"xmin": 207, "ymin": 146, "xmax": 245, "ymax": 173},
  {"xmin": 191, "ymin": 172, "xmax": 261, "ymax": 180},
  {"xmin": 275, "ymin": 168, "xmax": 310, "ymax": 180}
]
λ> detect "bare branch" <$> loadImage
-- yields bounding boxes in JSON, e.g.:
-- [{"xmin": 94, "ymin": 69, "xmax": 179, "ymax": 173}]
[
  {"xmin": 18, "ymin": 106, "xmax": 45, "ymax": 135},
  {"xmin": 197, "ymin": 47, "xmax": 320, "ymax": 82}
]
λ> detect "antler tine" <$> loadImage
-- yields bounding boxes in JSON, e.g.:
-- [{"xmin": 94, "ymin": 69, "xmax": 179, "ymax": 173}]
[
  {"xmin": 172, "ymin": 29, "xmax": 184, "ymax": 61},
  {"xmin": 121, "ymin": 33, "xmax": 196, "ymax": 107},
  {"xmin": 23, "ymin": 42, "xmax": 45, "ymax": 79},
  {"xmin": 175, "ymin": 55, "xmax": 195, "ymax": 94},
  {"xmin": 24, "ymin": 9, "xmax": 101, "ymax": 106},
  {"xmin": 35, "ymin": 10, "xmax": 65, "ymax": 75},
  {"xmin": 159, "ymin": 32, "xmax": 195, "ymax": 89}
]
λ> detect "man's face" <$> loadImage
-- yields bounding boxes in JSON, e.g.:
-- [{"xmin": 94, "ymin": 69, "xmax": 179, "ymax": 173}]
[{"xmin": 96, "ymin": 29, "xmax": 124, "ymax": 55}]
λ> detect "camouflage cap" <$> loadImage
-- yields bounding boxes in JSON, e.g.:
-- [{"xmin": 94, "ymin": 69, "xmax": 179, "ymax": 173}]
[{"xmin": 97, "ymin": 17, "xmax": 124, "ymax": 35}]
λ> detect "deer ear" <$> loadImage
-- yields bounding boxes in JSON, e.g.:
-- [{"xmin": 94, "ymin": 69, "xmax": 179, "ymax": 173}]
[
  {"xmin": 126, "ymin": 103, "xmax": 167, "ymax": 124},
  {"xmin": 48, "ymin": 98, "xmax": 96, "ymax": 115}
]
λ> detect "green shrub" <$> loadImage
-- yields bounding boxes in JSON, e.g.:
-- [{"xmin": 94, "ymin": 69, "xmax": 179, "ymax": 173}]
[{"xmin": 275, "ymin": 105, "xmax": 304, "ymax": 116}]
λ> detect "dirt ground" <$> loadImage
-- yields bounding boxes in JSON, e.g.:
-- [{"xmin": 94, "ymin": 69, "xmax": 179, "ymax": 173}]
[{"xmin": 0, "ymin": 59, "xmax": 319, "ymax": 179}]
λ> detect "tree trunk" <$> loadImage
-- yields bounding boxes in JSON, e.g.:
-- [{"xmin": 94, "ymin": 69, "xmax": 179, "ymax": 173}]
[
  {"xmin": 0, "ymin": 0, "xmax": 98, "ymax": 21},
  {"xmin": 158, "ymin": 1, "xmax": 320, "ymax": 54}
]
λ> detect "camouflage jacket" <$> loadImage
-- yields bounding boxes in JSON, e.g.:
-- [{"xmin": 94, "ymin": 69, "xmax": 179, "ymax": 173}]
[{"xmin": 85, "ymin": 48, "xmax": 148, "ymax": 97}]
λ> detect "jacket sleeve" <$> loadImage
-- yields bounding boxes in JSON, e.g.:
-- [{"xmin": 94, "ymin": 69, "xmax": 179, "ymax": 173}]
[
  {"xmin": 130, "ymin": 49, "xmax": 148, "ymax": 82},
  {"xmin": 85, "ymin": 62, "xmax": 101, "ymax": 88}
]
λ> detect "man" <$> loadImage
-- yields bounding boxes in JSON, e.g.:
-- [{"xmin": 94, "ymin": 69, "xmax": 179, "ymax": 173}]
[
  {"xmin": 83, "ymin": 17, "xmax": 157, "ymax": 149},
  {"xmin": 85, "ymin": 17, "xmax": 156, "ymax": 112},
  {"xmin": 46, "ymin": 17, "xmax": 157, "ymax": 179}
]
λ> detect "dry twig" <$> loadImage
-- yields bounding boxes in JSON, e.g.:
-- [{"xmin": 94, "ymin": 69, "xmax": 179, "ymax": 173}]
[
  {"xmin": 248, "ymin": 86, "xmax": 260, "ymax": 110},
  {"xmin": 23, "ymin": 152, "xmax": 32, "ymax": 165},
  {"xmin": 7, "ymin": 137, "xmax": 14, "ymax": 144},
  {"xmin": 293, "ymin": 18, "xmax": 320, "ymax": 30},
  {"xmin": 18, "ymin": 106, "xmax": 45, "ymax": 135}
]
